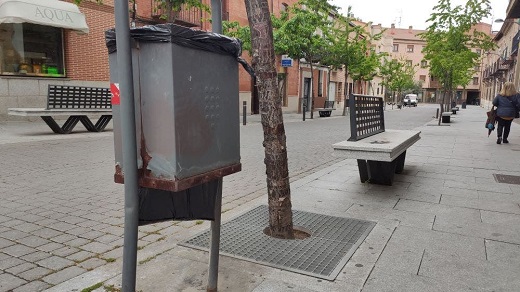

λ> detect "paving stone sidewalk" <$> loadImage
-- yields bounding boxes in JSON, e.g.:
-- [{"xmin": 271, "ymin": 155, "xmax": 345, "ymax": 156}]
[{"xmin": 2, "ymin": 105, "xmax": 520, "ymax": 292}]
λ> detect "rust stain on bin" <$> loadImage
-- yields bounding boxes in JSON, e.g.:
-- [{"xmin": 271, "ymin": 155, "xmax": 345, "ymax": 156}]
[
  {"xmin": 114, "ymin": 163, "xmax": 241, "ymax": 192},
  {"xmin": 113, "ymin": 107, "xmax": 240, "ymax": 192}
]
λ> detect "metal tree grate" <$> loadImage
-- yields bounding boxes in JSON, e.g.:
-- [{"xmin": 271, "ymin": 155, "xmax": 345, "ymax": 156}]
[
  {"xmin": 493, "ymin": 174, "xmax": 520, "ymax": 185},
  {"xmin": 179, "ymin": 205, "xmax": 375, "ymax": 280}
]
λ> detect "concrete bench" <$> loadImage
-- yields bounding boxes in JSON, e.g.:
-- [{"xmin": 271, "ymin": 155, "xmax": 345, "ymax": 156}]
[
  {"xmin": 442, "ymin": 112, "xmax": 452, "ymax": 123},
  {"xmin": 333, "ymin": 130, "xmax": 421, "ymax": 185},
  {"xmin": 8, "ymin": 85, "xmax": 112, "ymax": 134},
  {"xmin": 315, "ymin": 100, "xmax": 336, "ymax": 117},
  {"xmin": 332, "ymin": 93, "xmax": 421, "ymax": 185}
]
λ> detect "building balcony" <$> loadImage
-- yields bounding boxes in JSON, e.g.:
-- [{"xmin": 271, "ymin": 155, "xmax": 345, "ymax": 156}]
[
  {"xmin": 501, "ymin": 56, "xmax": 515, "ymax": 66},
  {"xmin": 429, "ymin": 80, "xmax": 441, "ymax": 88},
  {"xmin": 152, "ymin": 2, "xmax": 203, "ymax": 27}
]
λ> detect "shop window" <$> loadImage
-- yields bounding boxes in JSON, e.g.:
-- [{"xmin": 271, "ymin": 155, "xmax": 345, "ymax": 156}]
[{"xmin": 0, "ymin": 23, "xmax": 64, "ymax": 77}]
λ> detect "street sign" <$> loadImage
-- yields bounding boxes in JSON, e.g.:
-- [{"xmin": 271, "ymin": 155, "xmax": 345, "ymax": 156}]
[{"xmin": 281, "ymin": 55, "xmax": 293, "ymax": 67}]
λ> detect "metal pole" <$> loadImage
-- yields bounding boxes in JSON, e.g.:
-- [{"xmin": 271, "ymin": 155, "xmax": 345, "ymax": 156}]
[
  {"xmin": 243, "ymin": 101, "xmax": 247, "ymax": 125},
  {"xmin": 208, "ymin": 1, "xmax": 223, "ymax": 291},
  {"xmin": 115, "ymin": 0, "xmax": 140, "ymax": 291},
  {"xmin": 207, "ymin": 178, "xmax": 223, "ymax": 292}
]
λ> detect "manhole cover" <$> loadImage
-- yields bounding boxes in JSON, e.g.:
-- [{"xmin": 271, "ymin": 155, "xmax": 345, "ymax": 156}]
[
  {"xmin": 179, "ymin": 205, "xmax": 375, "ymax": 280},
  {"xmin": 493, "ymin": 174, "xmax": 520, "ymax": 185}
]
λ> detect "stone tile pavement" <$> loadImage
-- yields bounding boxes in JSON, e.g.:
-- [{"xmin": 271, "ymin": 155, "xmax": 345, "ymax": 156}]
[{"xmin": 1, "ymin": 105, "xmax": 520, "ymax": 291}]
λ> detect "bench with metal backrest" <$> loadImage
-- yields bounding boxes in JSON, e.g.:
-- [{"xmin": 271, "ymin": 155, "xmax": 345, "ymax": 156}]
[
  {"xmin": 315, "ymin": 100, "xmax": 336, "ymax": 117},
  {"xmin": 451, "ymin": 107, "xmax": 459, "ymax": 114},
  {"xmin": 8, "ymin": 85, "xmax": 112, "ymax": 134},
  {"xmin": 332, "ymin": 93, "xmax": 421, "ymax": 185}
]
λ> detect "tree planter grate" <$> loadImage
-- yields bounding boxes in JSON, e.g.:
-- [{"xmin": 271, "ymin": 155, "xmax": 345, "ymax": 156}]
[
  {"xmin": 493, "ymin": 174, "xmax": 520, "ymax": 185},
  {"xmin": 179, "ymin": 205, "xmax": 375, "ymax": 280}
]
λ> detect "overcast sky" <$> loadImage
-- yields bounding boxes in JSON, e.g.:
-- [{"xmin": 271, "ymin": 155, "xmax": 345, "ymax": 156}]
[{"xmin": 330, "ymin": 0, "xmax": 508, "ymax": 32}]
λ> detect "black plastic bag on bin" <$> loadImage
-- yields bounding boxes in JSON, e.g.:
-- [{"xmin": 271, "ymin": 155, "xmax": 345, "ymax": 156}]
[
  {"xmin": 138, "ymin": 179, "xmax": 220, "ymax": 226},
  {"xmin": 105, "ymin": 23, "xmax": 254, "ymax": 77}
]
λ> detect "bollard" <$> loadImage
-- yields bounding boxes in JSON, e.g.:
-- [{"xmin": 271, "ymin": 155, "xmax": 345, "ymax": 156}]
[
  {"xmin": 303, "ymin": 105, "xmax": 306, "ymax": 121},
  {"xmin": 243, "ymin": 101, "xmax": 247, "ymax": 125},
  {"xmin": 436, "ymin": 108, "xmax": 439, "ymax": 119}
]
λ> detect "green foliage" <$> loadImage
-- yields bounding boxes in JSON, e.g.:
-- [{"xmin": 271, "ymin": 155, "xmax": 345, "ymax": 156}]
[
  {"xmin": 380, "ymin": 58, "xmax": 417, "ymax": 96},
  {"xmin": 319, "ymin": 6, "xmax": 384, "ymax": 90},
  {"xmin": 272, "ymin": 0, "xmax": 338, "ymax": 62},
  {"xmin": 154, "ymin": 0, "xmax": 210, "ymax": 21},
  {"xmin": 420, "ymin": 0, "xmax": 495, "ymax": 91},
  {"xmin": 223, "ymin": 21, "xmax": 251, "ymax": 55},
  {"xmin": 80, "ymin": 282, "xmax": 103, "ymax": 292}
]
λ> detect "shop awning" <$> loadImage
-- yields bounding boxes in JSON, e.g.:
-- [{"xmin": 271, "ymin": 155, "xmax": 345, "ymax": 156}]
[{"xmin": 0, "ymin": 0, "xmax": 89, "ymax": 34}]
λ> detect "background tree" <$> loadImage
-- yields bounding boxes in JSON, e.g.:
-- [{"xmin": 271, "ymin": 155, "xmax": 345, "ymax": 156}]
[
  {"xmin": 273, "ymin": 0, "xmax": 337, "ymax": 119},
  {"xmin": 380, "ymin": 58, "xmax": 417, "ymax": 104},
  {"xmin": 349, "ymin": 43, "xmax": 383, "ymax": 95},
  {"xmin": 420, "ymin": 0, "xmax": 495, "ymax": 123},
  {"xmin": 322, "ymin": 6, "xmax": 382, "ymax": 115}
]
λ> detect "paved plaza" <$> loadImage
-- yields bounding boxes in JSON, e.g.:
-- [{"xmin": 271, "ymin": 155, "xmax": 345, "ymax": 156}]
[{"xmin": 1, "ymin": 105, "xmax": 520, "ymax": 291}]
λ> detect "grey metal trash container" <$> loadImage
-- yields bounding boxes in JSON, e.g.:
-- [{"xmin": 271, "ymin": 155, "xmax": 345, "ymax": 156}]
[{"xmin": 106, "ymin": 24, "xmax": 241, "ymax": 193}]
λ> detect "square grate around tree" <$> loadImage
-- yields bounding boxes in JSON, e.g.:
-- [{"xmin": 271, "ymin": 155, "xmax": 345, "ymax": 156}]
[
  {"xmin": 179, "ymin": 205, "xmax": 376, "ymax": 280},
  {"xmin": 493, "ymin": 174, "xmax": 520, "ymax": 185}
]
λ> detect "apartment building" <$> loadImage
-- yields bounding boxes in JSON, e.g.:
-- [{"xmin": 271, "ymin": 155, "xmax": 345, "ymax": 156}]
[
  {"xmin": 380, "ymin": 23, "xmax": 491, "ymax": 105},
  {"xmin": 480, "ymin": 23, "xmax": 517, "ymax": 109}
]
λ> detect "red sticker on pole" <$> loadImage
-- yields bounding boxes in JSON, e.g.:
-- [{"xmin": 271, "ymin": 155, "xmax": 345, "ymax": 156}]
[{"xmin": 110, "ymin": 83, "xmax": 120, "ymax": 105}]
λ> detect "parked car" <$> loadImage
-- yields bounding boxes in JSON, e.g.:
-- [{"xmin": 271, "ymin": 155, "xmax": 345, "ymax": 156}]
[{"xmin": 403, "ymin": 94, "xmax": 418, "ymax": 107}]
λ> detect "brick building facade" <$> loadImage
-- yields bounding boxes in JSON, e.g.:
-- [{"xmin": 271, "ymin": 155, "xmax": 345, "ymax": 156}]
[{"xmin": 0, "ymin": 0, "xmax": 353, "ymax": 120}]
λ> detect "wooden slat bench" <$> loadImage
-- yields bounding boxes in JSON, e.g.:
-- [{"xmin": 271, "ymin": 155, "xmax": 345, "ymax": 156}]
[
  {"xmin": 315, "ymin": 100, "xmax": 336, "ymax": 117},
  {"xmin": 8, "ymin": 85, "xmax": 112, "ymax": 134},
  {"xmin": 332, "ymin": 94, "xmax": 421, "ymax": 185}
]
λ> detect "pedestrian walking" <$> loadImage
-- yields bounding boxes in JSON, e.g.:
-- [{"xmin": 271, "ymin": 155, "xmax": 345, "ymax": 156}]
[{"xmin": 492, "ymin": 82, "xmax": 520, "ymax": 144}]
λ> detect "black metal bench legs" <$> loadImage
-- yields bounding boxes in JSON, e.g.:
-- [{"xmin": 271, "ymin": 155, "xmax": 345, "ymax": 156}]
[
  {"xmin": 79, "ymin": 115, "xmax": 112, "ymax": 132},
  {"xmin": 356, "ymin": 151, "xmax": 407, "ymax": 185},
  {"xmin": 318, "ymin": 110, "xmax": 331, "ymax": 117},
  {"xmin": 41, "ymin": 115, "xmax": 112, "ymax": 134}
]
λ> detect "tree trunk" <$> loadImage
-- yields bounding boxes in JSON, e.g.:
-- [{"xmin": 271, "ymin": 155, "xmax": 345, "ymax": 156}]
[
  {"xmin": 244, "ymin": 0, "xmax": 294, "ymax": 239},
  {"xmin": 342, "ymin": 69, "xmax": 349, "ymax": 116}
]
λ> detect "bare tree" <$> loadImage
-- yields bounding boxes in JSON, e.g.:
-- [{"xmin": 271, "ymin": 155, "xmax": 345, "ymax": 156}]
[{"xmin": 244, "ymin": 0, "xmax": 294, "ymax": 239}]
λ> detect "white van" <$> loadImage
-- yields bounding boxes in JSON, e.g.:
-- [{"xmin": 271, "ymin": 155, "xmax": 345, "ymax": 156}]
[{"xmin": 403, "ymin": 94, "xmax": 418, "ymax": 107}]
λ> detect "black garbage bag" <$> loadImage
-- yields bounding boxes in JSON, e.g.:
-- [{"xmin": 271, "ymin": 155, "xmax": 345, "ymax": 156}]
[
  {"xmin": 105, "ymin": 23, "xmax": 254, "ymax": 77},
  {"xmin": 138, "ymin": 179, "xmax": 220, "ymax": 226}
]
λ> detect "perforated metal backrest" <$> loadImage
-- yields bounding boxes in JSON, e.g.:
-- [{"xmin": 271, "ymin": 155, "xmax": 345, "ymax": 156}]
[
  {"xmin": 348, "ymin": 93, "xmax": 385, "ymax": 141},
  {"xmin": 47, "ymin": 85, "xmax": 112, "ymax": 109}
]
